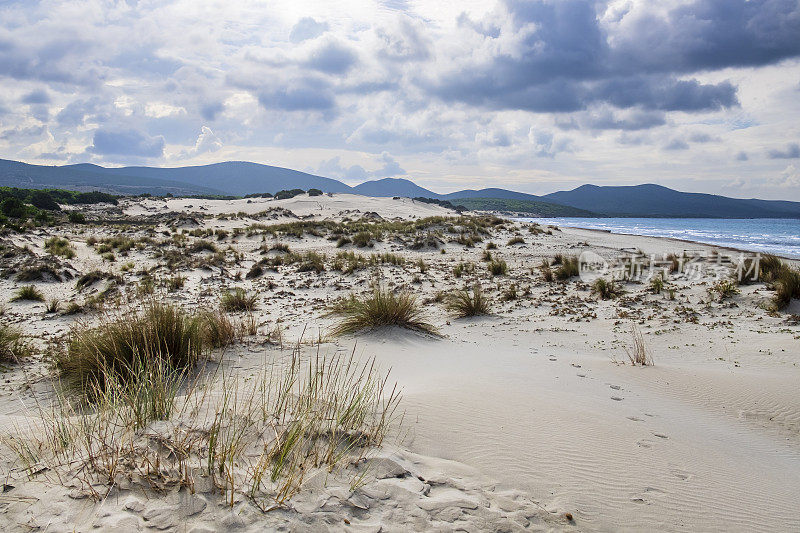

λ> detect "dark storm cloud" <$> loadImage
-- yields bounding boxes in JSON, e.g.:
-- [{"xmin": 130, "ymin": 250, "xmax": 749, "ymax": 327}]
[
  {"xmin": 767, "ymin": 143, "xmax": 800, "ymax": 159},
  {"xmin": 56, "ymin": 97, "xmax": 111, "ymax": 127},
  {"xmin": 289, "ymin": 18, "xmax": 329, "ymax": 43},
  {"xmin": 88, "ymin": 128, "xmax": 165, "ymax": 158},
  {"xmin": 426, "ymin": 0, "xmax": 800, "ymax": 115}
]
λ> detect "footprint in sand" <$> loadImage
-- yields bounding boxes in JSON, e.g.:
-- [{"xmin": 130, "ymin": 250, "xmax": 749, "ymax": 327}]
[
  {"xmin": 670, "ymin": 469, "xmax": 691, "ymax": 481},
  {"xmin": 653, "ymin": 433, "xmax": 669, "ymax": 439},
  {"xmin": 609, "ymin": 384, "xmax": 621, "ymax": 390},
  {"xmin": 627, "ymin": 416, "xmax": 643, "ymax": 422},
  {"xmin": 577, "ymin": 373, "xmax": 587, "ymax": 378},
  {"xmin": 611, "ymin": 396, "xmax": 624, "ymax": 401}
]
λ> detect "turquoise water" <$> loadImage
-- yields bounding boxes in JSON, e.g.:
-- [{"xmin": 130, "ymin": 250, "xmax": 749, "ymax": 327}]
[{"xmin": 515, "ymin": 217, "xmax": 800, "ymax": 259}]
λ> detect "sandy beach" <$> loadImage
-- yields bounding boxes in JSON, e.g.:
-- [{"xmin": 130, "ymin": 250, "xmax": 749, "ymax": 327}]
[{"xmin": 1, "ymin": 193, "xmax": 798, "ymax": 532}]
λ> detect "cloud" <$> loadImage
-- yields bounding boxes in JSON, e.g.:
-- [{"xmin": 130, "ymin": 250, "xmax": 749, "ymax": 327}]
[
  {"xmin": 21, "ymin": 89, "xmax": 50, "ymax": 104},
  {"xmin": 316, "ymin": 152, "xmax": 405, "ymax": 180},
  {"xmin": 735, "ymin": 151, "xmax": 749, "ymax": 161},
  {"xmin": 289, "ymin": 18, "xmax": 329, "ymax": 43},
  {"xmin": 664, "ymin": 139, "xmax": 690, "ymax": 151},
  {"xmin": 177, "ymin": 126, "xmax": 222, "ymax": 159},
  {"xmin": 767, "ymin": 142, "xmax": 800, "ymax": 159},
  {"xmin": 88, "ymin": 128, "xmax": 165, "ymax": 158},
  {"xmin": 257, "ymin": 78, "xmax": 336, "ymax": 112},
  {"xmin": 200, "ymin": 102, "xmax": 224, "ymax": 121},
  {"xmin": 305, "ymin": 40, "xmax": 358, "ymax": 74},
  {"xmin": 423, "ymin": 0, "xmax": 799, "ymax": 114}
]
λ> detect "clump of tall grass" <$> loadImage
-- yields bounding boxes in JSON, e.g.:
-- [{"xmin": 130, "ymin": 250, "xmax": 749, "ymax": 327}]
[
  {"xmin": 507, "ymin": 236, "xmax": 525, "ymax": 246},
  {"xmin": 445, "ymin": 284, "xmax": 490, "ymax": 317},
  {"xmin": 554, "ymin": 256, "xmax": 579, "ymax": 280},
  {"xmin": 591, "ymin": 278, "xmax": 623, "ymax": 300},
  {"xmin": 772, "ymin": 267, "xmax": 800, "ymax": 310},
  {"xmin": 56, "ymin": 303, "xmax": 204, "ymax": 398},
  {"xmin": 327, "ymin": 287, "xmax": 437, "ymax": 336},
  {"xmin": 649, "ymin": 273, "xmax": 665, "ymax": 294},
  {"xmin": 44, "ymin": 237, "xmax": 76, "ymax": 259},
  {"xmin": 488, "ymin": 258, "xmax": 508, "ymax": 276},
  {"xmin": 0, "ymin": 325, "xmax": 32, "ymax": 363},
  {"xmin": 623, "ymin": 326, "xmax": 653, "ymax": 366},
  {"xmin": 221, "ymin": 288, "xmax": 258, "ymax": 312},
  {"xmin": 10, "ymin": 285, "xmax": 44, "ymax": 302}
]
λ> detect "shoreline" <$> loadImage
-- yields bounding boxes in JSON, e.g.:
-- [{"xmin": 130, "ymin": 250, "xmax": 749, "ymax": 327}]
[{"xmin": 507, "ymin": 216, "xmax": 800, "ymax": 262}]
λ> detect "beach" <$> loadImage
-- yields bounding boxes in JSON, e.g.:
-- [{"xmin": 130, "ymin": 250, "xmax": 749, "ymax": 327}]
[{"xmin": 1, "ymin": 193, "xmax": 799, "ymax": 531}]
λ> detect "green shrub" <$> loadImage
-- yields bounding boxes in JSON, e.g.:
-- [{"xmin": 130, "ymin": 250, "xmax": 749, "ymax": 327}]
[
  {"xmin": 0, "ymin": 325, "xmax": 32, "ymax": 363},
  {"xmin": 591, "ymin": 278, "xmax": 622, "ymax": 300},
  {"xmin": 488, "ymin": 258, "xmax": 508, "ymax": 276},
  {"xmin": 554, "ymin": 256, "xmax": 579, "ymax": 280}
]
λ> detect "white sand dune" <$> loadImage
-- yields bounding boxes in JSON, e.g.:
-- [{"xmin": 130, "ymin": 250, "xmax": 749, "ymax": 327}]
[{"xmin": 1, "ymin": 193, "xmax": 799, "ymax": 531}]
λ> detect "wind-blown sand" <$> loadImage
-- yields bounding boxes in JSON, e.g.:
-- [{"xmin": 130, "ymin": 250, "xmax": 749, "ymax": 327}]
[{"xmin": 1, "ymin": 193, "xmax": 799, "ymax": 531}]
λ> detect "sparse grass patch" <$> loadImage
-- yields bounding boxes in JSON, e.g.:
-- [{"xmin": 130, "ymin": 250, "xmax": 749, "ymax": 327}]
[
  {"xmin": 445, "ymin": 284, "xmax": 490, "ymax": 318},
  {"xmin": 708, "ymin": 278, "xmax": 740, "ymax": 302},
  {"xmin": 554, "ymin": 256, "xmax": 579, "ymax": 280},
  {"xmin": 623, "ymin": 326, "xmax": 653, "ymax": 366},
  {"xmin": 772, "ymin": 267, "xmax": 800, "ymax": 310},
  {"xmin": 327, "ymin": 287, "xmax": 437, "ymax": 336},
  {"xmin": 10, "ymin": 285, "xmax": 44, "ymax": 302},
  {"xmin": 44, "ymin": 237, "xmax": 76, "ymax": 259},
  {"xmin": 507, "ymin": 236, "xmax": 525, "ymax": 246}
]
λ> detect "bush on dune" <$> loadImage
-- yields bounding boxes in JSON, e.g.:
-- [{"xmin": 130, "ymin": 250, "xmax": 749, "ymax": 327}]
[{"xmin": 445, "ymin": 284, "xmax": 490, "ymax": 318}]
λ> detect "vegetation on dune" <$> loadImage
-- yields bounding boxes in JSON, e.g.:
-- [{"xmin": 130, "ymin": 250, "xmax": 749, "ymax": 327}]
[
  {"xmin": 591, "ymin": 278, "xmax": 623, "ymax": 300},
  {"xmin": 327, "ymin": 286, "xmax": 437, "ymax": 336},
  {"xmin": 0, "ymin": 325, "xmax": 32, "ymax": 363},
  {"xmin": 553, "ymin": 255, "xmax": 579, "ymax": 280},
  {"xmin": 221, "ymin": 287, "xmax": 258, "ymax": 312},
  {"xmin": 44, "ymin": 237, "xmax": 76, "ymax": 259},
  {"xmin": 56, "ymin": 303, "xmax": 204, "ymax": 399},
  {"xmin": 10, "ymin": 285, "xmax": 45, "ymax": 302},
  {"xmin": 445, "ymin": 284, "xmax": 490, "ymax": 318}
]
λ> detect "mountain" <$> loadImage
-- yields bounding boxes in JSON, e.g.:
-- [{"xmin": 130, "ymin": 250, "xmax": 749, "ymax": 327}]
[
  {"xmin": 62, "ymin": 161, "xmax": 353, "ymax": 196},
  {"xmin": 542, "ymin": 184, "xmax": 800, "ymax": 218},
  {"xmin": 2, "ymin": 158, "xmax": 800, "ymax": 218},
  {"xmin": 351, "ymin": 178, "xmax": 432, "ymax": 198},
  {"xmin": 0, "ymin": 159, "xmax": 223, "ymax": 196}
]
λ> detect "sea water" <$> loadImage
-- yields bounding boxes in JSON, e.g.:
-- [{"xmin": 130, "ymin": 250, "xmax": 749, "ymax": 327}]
[{"xmin": 514, "ymin": 217, "xmax": 800, "ymax": 259}]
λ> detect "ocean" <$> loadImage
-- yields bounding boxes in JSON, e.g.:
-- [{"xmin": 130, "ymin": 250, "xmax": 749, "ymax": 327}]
[{"xmin": 514, "ymin": 217, "xmax": 800, "ymax": 259}]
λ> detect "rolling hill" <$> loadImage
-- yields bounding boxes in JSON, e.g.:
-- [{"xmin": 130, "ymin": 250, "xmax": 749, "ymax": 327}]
[{"xmin": 2, "ymin": 158, "xmax": 800, "ymax": 218}]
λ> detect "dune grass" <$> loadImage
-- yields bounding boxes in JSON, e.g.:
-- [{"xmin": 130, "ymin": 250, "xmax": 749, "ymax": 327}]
[
  {"xmin": 488, "ymin": 258, "xmax": 508, "ymax": 276},
  {"xmin": 624, "ymin": 326, "xmax": 653, "ymax": 366},
  {"xmin": 773, "ymin": 267, "xmax": 800, "ymax": 310},
  {"xmin": 6, "ymin": 343, "xmax": 402, "ymax": 507},
  {"xmin": 0, "ymin": 325, "xmax": 32, "ymax": 364},
  {"xmin": 56, "ymin": 303, "xmax": 204, "ymax": 399},
  {"xmin": 221, "ymin": 287, "xmax": 258, "ymax": 312},
  {"xmin": 554, "ymin": 255, "xmax": 579, "ymax": 280},
  {"xmin": 591, "ymin": 278, "xmax": 623, "ymax": 300},
  {"xmin": 327, "ymin": 287, "xmax": 437, "ymax": 336},
  {"xmin": 708, "ymin": 278, "xmax": 740, "ymax": 302},
  {"xmin": 10, "ymin": 285, "xmax": 45, "ymax": 302},
  {"xmin": 445, "ymin": 284, "xmax": 490, "ymax": 318},
  {"xmin": 44, "ymin": 237, "xmax": 76, "ymax": 259}
]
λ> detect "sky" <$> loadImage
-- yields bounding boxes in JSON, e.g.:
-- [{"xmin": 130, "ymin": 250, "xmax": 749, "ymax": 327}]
[{"xmin": 1, "ymin": 0, "xmax": 800, "ymax": 200}]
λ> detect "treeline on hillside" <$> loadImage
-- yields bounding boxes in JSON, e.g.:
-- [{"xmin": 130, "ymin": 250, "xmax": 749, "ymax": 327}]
[
  {"xmin": 413, "ymin": 197, "xmax": 466, "ymax": 213},
  {"xmin": 0, "ymin": 187, "xmax": 118, "ymax": 230}
]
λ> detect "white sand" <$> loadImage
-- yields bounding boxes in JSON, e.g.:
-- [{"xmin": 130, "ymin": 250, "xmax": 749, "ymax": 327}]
[{"xmin": 1, "ymin": 193, "xmax": 798, "ymax": 531}]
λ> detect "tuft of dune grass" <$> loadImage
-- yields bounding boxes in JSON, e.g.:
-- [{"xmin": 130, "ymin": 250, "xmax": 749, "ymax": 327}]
[
  {"xmin": 10, "ymin": 285, "xmax": 44, "ymax": 302},
  {"xmin": 221, "ymin": 287, "xmax": 258, "ymax": 312},
  {"xmin": 445, "ymin": 284, "xmax": 490, "ymax": 318},
  {"xmin": 57, "ymin": 303, "xmax": 204, "ymax": 398},
  {"xmin": 0, "ymin": 325, "xmax": 32, "ymax": 364},
  {"xmin": 327, "ymin": 287, "xmax": 437, "ymax": 336}
]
